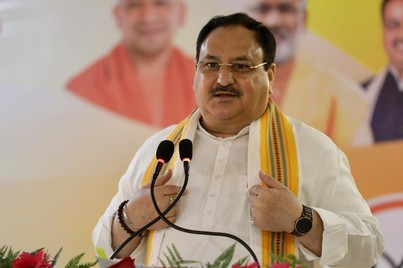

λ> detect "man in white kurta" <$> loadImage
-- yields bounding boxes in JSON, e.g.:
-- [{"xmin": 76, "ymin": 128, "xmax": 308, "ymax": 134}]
[
  {"xmin": 93, "ymin": 110, "xmax": 383, "ymax": 267},
  {"xmin": 92, "ymin": 13, "xmax": 384, "ymax": 268}
]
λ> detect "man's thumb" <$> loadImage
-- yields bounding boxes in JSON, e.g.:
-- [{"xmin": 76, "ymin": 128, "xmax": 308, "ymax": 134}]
[
  {"xmin": 259, "ymin": 170, "xmax": 284, "ymax": 189},
  {"xmin": 144, "ymin": 169, "xmax": 172, "ymax": 188}
]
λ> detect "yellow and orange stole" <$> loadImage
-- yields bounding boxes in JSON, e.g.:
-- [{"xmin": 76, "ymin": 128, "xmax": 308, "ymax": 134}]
[{"xmin": 141, "ymin": 100, "xmax": 299, "ymax": 266}]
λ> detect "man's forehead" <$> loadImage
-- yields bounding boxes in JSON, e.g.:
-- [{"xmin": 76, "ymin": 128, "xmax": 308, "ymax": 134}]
[
  {"xmin": 199, "ymin": 27, "xmax": 263, "ymax": 60},
  {"xmin": 204, "ymin": 25, "xmax": 255, "ymax": 41}
]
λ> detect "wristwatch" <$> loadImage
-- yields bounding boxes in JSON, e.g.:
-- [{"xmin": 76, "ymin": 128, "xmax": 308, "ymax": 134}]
[{"xmin": 291, "ymin": 204, "xmax": 313, "ymax": 237}]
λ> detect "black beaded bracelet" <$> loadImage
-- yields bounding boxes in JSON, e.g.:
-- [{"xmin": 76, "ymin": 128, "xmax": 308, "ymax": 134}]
[{"xmin": 117, "ymin": 200, "xmax": 135, "ymax": 235}]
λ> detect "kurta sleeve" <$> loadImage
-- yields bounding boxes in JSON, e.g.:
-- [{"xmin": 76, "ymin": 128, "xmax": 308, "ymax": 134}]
[{"xmin": 296, "ymin": 131, "xmax": 384, "ymax": 267}]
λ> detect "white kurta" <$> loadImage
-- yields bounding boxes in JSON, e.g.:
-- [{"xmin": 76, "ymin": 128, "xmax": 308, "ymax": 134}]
[{"xmin": 93, "ymin": 111, "xmax": 384, "ymax": 268}]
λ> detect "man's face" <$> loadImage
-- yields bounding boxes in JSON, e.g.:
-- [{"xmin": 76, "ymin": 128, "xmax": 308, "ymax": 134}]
[
  {"xmin": 246, "ymin": 0, "xmax": 306, "ymax": 64},
  {"xmin": 383, "ymin": 0, "xmax": 403, "ymax": 71},
  {"xmin": 193, "ymin": 25, "xmax": 275, "ymax": 128},
  {"xmin": 114, "ymin": 0, "xmax": 185, "ymax": 56}
]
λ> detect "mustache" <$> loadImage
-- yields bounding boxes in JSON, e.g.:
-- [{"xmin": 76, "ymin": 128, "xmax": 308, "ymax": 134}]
[{"xmin": 210, "ymin": 85, "xmax": 241, "ymax": 96}]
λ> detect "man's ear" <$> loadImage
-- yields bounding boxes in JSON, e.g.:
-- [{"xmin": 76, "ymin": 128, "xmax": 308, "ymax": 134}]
[
  {"xmin": 177, "ymin": 1, "xmax": 187, "ymax": 27},
  {"xmin": 268, "ymin": 63, "xmax": 276, "ymax": 94}
]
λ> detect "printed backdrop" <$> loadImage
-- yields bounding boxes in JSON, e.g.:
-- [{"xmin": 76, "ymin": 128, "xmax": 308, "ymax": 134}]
[{"xmin": 1, "ymin": 0, "xmax": 402, "ymax": 266}]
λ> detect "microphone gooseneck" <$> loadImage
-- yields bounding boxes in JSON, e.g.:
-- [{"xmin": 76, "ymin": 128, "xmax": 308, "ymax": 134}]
[{"xmin": 150, "ymin": 139, "xmax": 260, "ymax": 267}]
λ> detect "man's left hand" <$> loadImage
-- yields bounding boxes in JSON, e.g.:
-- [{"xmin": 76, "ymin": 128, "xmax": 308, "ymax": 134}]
[{"xmin": 248, "ymin": 171, "xmax": 302, "ymax": 233}]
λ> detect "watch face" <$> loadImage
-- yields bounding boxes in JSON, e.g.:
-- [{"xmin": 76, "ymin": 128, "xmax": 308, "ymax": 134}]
[{"xmin": 296, "ymin": 217, "xmax": 312, "ymax": 234}]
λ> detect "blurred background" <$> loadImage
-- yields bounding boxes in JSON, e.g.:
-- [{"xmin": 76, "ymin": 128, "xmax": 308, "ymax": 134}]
[{"xmin": 1, "ymin": 0, "xmax": 402, "ymax": 267}]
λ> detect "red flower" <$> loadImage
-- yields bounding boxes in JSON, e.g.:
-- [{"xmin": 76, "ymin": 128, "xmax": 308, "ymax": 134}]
[
  {"xmin": 232, "ymin": 261, "xmax": 259, "ymax": 268},
  {"xmin": 109, "ymin": 257, "xmax": 135, "ymax": 268},
  {"xmin": 12, "ymin": 250, "xmax": 52, "ymax": 268}
]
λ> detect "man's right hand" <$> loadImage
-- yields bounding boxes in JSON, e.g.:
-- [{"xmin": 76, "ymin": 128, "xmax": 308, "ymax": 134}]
[{"xmin": 126, "ymin": 169, "xmax": 183, "ymax": 230}]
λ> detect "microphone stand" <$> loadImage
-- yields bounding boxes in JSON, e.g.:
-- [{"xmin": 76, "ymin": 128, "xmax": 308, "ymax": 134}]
[{"xmin": 150, "ymin": 167, "xmax": 260, "ymax": 267}]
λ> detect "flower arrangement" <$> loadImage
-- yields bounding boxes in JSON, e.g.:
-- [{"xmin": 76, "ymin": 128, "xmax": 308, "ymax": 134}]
[
  {"xmin": 0, "ymin": 244, "xmax": 305, "ymax": 268},
  {"xmin": 0, "ymin": 246, "xmax": 98, "ymax": 268},
  {"xmin": 110, "ymin": 243, "xmax": 306, "ymax": 268}
]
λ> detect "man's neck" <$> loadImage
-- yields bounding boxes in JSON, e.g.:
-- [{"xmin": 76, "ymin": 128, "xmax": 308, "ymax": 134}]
[
  {"xmin": 271, "ymin": 58, "xmax": 295, "ymax": 105},
  {"xmin": 125, "ymin": 44, "xmax": 174, "ymax": 76},
  {"xmin": 199, "ymin": 117, "xmax": 252, "ymax": 138}
]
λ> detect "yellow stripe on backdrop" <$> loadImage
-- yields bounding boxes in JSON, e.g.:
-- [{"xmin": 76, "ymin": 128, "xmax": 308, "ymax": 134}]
[{"xmin": 307, "ymin": 0, "xmax": 387, "ymax": 73}]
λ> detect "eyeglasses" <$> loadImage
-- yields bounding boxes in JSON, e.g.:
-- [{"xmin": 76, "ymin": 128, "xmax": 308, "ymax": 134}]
[{"xmin": 196, "ymin": 61, "xmax": 268, "ymax": 76}]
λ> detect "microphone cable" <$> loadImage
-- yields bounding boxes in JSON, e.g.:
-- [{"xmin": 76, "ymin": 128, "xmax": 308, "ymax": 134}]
[
  {"xmin": 110, "ymin": 140, "xmax": 177, "ymax": 259},
  {"xmin": 150, "ymin": 139, "xmax": 260, "ymax": 267}
]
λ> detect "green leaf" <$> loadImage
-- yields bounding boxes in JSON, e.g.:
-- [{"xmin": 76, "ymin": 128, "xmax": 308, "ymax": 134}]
[
  {"xmin": 0, "ymin": 246, "xmax": 20, "ymax": 268},
  {"xmin": 65, "ymin": 253, "xmax": 85, "ymax": 268},
  {"xmin": 171, "ymin": 244, "xmax": 183, "ymax": 263},
  {"xmin": 167, "ymin": 244, "xmax": 179, "ymax": 266},
  {"xmin": 206, "ymin": 243, "xmax": 235, "ymax": 268},
  {"xmin": 50, "ymin": 247, "xmax": 63, "ymax": 267},
  {"xmin": 162, "ymin": 251, "xmax": 176, "ymax": 267},
  {"xmin": 160, "ymin": 257, "xmax": 168, "ymax": 267},
  {"xmin": 76, "ymin": 259, "xmax": 99, "ymax": 268},
  {"xmin": 234, "ymin": 256, "xmax": 248, "ymax": 266},
  {"xmin": 65, "ymin": 253, "xmax": 98, "ymax": 268},
  {"xmin": 65, "ymin": 252, "xmax": 97, "ymax": 268},
  {"xmin": 159, "ymin": 243, "xmax": 200, "ymax": 268}
]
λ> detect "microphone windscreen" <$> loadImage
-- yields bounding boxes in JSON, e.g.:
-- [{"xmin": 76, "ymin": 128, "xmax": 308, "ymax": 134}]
[
  {"xmin": 156, "ymin": 140, "xmax": 175, "ymax": 163},
  {"xmin": 179, "ymin": 139, "xmax": 193, "ymax": 161}
]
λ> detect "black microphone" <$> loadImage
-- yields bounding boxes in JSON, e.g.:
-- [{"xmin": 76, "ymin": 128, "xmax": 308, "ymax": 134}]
[
  {"xmin": 153, "ymin": 140, "xmax": 175, "ymax": 181},
  {"xmin": 110, "ymin": 140, "xmax": 175, "ymax": 260},
  {"xmin": 150, "ymin": 139, "xmax": 260, "ymax": 267},
  {"xmin": 179, "ymin": 139, "xmax": 192, "ymax": 177}
]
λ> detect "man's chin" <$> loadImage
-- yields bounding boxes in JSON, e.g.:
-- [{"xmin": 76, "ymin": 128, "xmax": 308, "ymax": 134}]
[{"xmin": 132, "ymin": 44, "xmax": 169, "ymax": 57}]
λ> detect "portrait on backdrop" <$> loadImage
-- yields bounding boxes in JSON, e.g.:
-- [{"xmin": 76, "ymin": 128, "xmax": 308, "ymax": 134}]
[
  {"xmin": 362, "ymin": 0, "xmax": 403, "ymax": 144},
  {"xmin": 65, "ymin": 0, "xmax": 196, "ymax": 127}
]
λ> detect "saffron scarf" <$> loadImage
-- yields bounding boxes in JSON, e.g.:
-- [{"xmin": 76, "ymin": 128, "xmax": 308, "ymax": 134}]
[{"xmin": 141, "ymin": 100, "xmax": 299, "ymax": 266}]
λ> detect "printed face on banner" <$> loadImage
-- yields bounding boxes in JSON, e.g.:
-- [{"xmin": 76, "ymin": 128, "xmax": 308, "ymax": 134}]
[
  {"xmin": 245, "ymin": 0, "xmax": 307, "ymax": 64},
  {"xmin": 383, "ymin": 0, "xmax": 403, "ymax": 72},
  {"xmin": 114, "ymin": 0, "xmax": 185, "ymax": 56}
]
